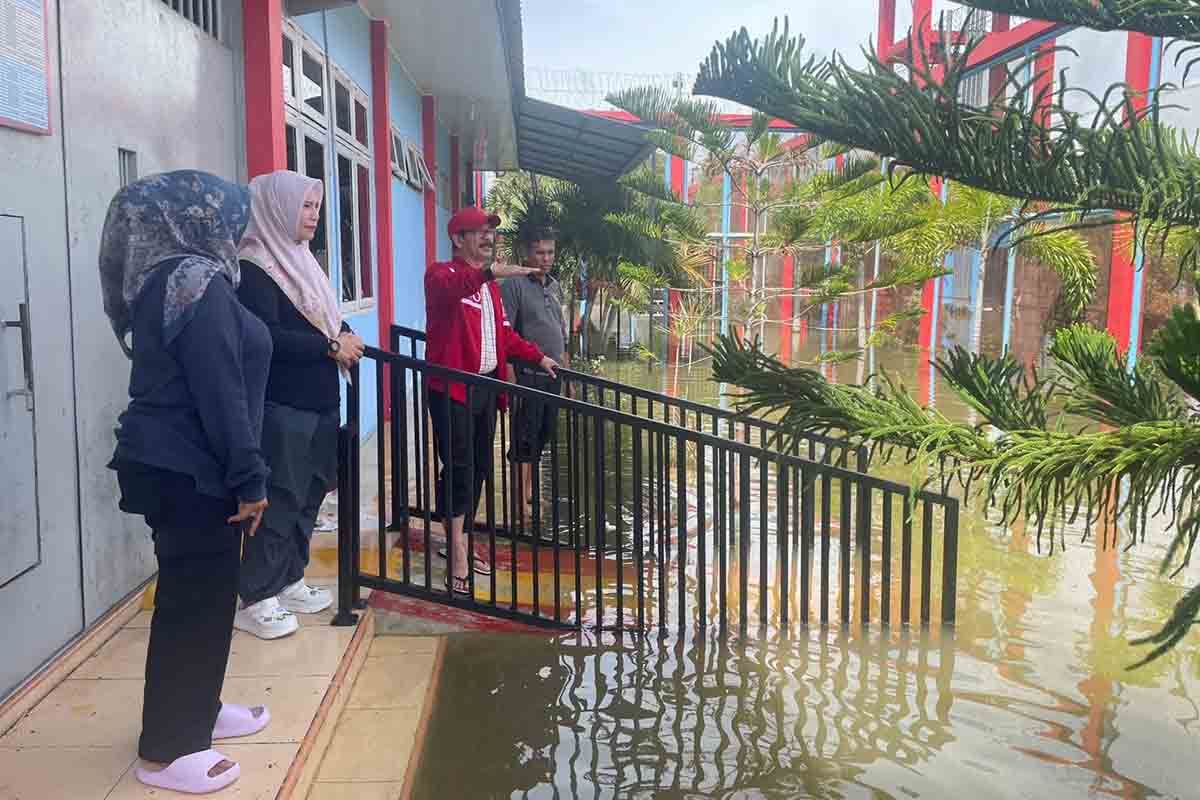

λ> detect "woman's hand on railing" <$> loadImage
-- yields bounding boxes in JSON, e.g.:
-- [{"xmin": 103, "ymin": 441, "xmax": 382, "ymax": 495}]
[
  {"xmin": 539, "ymin": 356, "xmax": 559, "ymax": 378},
  {"xmin": 331, "ymin": 332, "xmax": 365, "ymax": 368}
]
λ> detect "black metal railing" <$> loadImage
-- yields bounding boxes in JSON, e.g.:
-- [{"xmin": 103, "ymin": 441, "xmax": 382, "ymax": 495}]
[
  {"xmin": 333, "ymin": 341, "xmax": 960, "ymax": 636},
  {"xmin": 390, "ymin": 325, "xmax": 870, "ymax": 471}
]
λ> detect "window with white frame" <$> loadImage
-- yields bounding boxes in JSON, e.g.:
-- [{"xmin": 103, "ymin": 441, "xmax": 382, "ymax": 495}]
[
  {"xmin": 403, "ymin": 139, "xmax": 435, "ymax": 192},
  {"xmin": 336, "ymin": 149, "xmax": 374, "ymax": 306},
  {"xmin": 329, "ymin": 64, "xmax": 371, "ymax": 152},
  {"xmin": 282, "ymin": 114, "xmax": 332, "ymax": 275},
  {"xmin": 281, "ymin": 19, "xmax": 375, "ymax": 310},
  {"xmin": 389, "ymin": 127, "xmax": 410, "ymax": 182}
]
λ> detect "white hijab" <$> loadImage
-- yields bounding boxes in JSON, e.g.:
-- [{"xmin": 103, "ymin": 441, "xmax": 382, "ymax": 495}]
[{"xmin": 239, "ymin": 170, "xmax": 341, "ymax": 342}]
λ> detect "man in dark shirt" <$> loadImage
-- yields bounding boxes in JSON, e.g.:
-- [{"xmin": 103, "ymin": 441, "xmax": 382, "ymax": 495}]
[{"xmin": 500, "ymin": 229, "xmax": 570, "ymax": 513}]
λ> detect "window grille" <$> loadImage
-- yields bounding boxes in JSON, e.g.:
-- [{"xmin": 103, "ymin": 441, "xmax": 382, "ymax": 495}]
[{"xmin": 162, "ymin": 0, "xmax": 220, "ymax": 40}]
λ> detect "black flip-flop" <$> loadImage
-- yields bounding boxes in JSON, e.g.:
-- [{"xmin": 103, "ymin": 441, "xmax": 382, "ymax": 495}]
[{"xmin": 436, "ymin": 549, "xmax": 493, "ymax": 576}]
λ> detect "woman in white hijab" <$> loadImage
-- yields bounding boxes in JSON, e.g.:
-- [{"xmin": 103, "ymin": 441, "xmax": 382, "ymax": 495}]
[{"xmin": 233, "ymin": 170, "xmax": 364, "ymax": 640}]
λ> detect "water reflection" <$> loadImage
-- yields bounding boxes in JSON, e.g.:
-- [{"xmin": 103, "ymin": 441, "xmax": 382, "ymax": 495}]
[{"xmin": 404, "ymin": 322, "xmax": 1200, "ymax": 799}]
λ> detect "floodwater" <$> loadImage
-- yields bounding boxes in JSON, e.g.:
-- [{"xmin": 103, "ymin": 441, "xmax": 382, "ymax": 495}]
[{"xmin": 404, "ymin": 323, "xmax": 1200, "ymax": 799}]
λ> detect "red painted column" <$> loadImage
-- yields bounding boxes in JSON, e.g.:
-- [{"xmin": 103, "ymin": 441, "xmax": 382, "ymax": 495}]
[
  {"xmin": 779, "ymin": 252, "xmax": 795, "ymax": 363},
  {"xmin": 450, "ymin": 135, "xmax": 461, "ymax": 212},
  {"xmin": 877, "ymin": 0, "xmax": 896, "ymax": 58},
  {"xmin": 1106, "ymin": 33, "xmax": 1155, "ymax": 351},
  {"xmin": 780, "ymin": 252, "xmax": 795, "ymax": 330},
  {"xmin": 670, "ymin": 155, "xmax": 685, "ymax": 199},
  {"xmin": 422, "ymin": 95, "xmax": 438, "ymax": 271},
  {"xmin": 243, "ymin": 0, "xmax": 286, "ymax": 178},
  {"xmin": 988, "ymin": 14, "xmax": 1011, "ymax": 102},
  {"xmin": 370, "ymin": 21, "xmax": 395, "ymax": 415}
]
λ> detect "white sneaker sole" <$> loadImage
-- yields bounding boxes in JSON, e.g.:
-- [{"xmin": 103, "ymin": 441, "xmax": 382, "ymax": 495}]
[
  {"xmin": 279, "ymin": 593, "xmax": 333, "ymax": 615},
  {"xmin": 233, "ymin": 614, "xmax": 299, "ymax": 640}
]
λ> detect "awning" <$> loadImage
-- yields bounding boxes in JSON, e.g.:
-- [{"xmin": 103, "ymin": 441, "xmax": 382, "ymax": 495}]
[{"xmin": 514, "ymin": 97, "xmax": 654, "ymax": 184}]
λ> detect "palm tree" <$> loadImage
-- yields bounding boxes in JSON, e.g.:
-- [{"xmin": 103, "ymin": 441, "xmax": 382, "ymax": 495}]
[
  {"xmin": 488, "ymin": 168, "xmax": 709, "ymax": 357},
  {"xmin": 695, "ymin": 4, "xmax": 1200, "ymax": 662},
  {"xmin": 604, "ymin": 90, "xmax": 817, "ymax": 341}
]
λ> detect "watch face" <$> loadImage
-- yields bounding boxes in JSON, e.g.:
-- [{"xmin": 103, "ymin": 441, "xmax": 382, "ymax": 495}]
[{"xmin": 330, "ymin": 339, "xmax": 341, "ymax": 354}]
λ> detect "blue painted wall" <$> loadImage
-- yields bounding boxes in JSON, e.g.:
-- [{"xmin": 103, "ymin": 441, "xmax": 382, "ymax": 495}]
[
  {"xmin": 436, "ymin": 121, "xmax": 452, "ymax": 262},
  {"xmin": 389, "ymin": 62, "xmax": 428, "ymax": 336}
]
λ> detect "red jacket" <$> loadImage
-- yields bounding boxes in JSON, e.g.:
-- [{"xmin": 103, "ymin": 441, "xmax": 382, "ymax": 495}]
[{"xmin": 424, "ymin": 256, "xmax": 544, "ymax": 408}]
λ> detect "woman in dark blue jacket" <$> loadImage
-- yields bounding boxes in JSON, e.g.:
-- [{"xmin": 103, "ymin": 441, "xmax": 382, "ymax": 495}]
[{"xmin": 99, "ymin": 171, "xmax": 272, "ymax": 794}]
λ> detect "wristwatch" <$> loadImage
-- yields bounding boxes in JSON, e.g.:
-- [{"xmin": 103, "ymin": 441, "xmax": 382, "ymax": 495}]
[{"xmin": 327, "ymin": 337, "xmax": 341, "ymax": 355}]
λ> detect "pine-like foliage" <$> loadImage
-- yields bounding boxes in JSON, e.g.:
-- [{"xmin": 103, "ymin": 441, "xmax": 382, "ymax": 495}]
[
  {"xmin": 693, "ymin": 18, "xmax": 1200, "ymax": 256},
  {"xmin": 952, "ymin": 1, "xmax": 1200, "ymax": 40}
]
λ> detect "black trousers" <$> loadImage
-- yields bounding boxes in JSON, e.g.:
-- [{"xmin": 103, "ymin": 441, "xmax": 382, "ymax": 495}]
[
  {"xmin": 239, "ymin": 403, "xmax": 338, "ymax": 606},
  {"xmin": 509, "ymin": 371, "xmax": 562, "ymax": 464},
  {"xmin": 118, "ymin": 466, "xmax": 241, "ymax": 763},
  {"xmin": 428, "ymin": 388, "xmax": 497, "ymax": 520},
  {"xmin": 239, "ymin": 474, "xmax": 326, "ymax": 605}
]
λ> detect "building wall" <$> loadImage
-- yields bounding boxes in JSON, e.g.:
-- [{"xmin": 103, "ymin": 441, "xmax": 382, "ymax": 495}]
[
  {"xmin": 436, "ymin": 121, "xmax": 452, "ymax": 262},
  {"xmin": 60, "ymin": 0, "xmax": 245, "ymax": 623},
  {"xmin": 389, "ymin": 62, "xmax": 428, "ymax": 334},
  {"xmin": 0, "ymin": 0, "xmax": 85, "ymax": 697}
]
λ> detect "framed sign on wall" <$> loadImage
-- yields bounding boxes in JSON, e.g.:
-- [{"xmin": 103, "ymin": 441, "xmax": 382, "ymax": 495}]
[{"xmin": 0, "ymin": 0, "xmax": 51, "ymax": 135}]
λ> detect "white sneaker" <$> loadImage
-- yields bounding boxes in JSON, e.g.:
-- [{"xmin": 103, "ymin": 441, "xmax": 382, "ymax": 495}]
[
  {"xmin": 278, "ymin": 579, "xmax": 333, "ymax": 614},
  {"xmin": 234, "ymin": 597, "xmax": 299, "ymax": 640}
]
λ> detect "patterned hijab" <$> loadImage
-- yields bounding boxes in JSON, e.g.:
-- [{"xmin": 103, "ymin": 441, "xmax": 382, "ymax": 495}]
[
  {"xmin": 99, "ymin": 170, "xmax": 250, "ymax": 357},
  {"xmin": 238, "ymin": 170, "xmax": 341, "ymax": 341}
]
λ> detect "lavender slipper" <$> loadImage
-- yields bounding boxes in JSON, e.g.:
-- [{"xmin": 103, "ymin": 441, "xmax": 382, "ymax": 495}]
[
  {"xmin": 135, "ymin": 749, "xmax": 240, "ymax": 794},
  {"xmin": 213, "ymin": 703, "xmax": 270, "ymax": 740}
]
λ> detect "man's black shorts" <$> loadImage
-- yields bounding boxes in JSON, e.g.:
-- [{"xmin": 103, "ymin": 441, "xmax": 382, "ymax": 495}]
[{"xmin": 509, "ymin": 370, "xmax": 562, "ymax": 463}]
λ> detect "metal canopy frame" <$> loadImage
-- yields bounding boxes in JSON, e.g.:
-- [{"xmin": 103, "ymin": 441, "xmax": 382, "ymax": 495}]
[{"xmin": 515, "ymin": 97, "xmax": 653, "ymax": 184}]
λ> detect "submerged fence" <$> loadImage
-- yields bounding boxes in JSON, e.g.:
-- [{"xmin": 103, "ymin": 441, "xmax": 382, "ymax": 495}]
[{"xmin": 333, "ymin": 333, "xmax": 959, "ymax": 635}]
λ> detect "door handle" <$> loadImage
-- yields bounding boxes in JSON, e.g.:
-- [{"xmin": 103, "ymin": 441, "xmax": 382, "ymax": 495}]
[{"xmin": 3, "ymin": 302, "xmax": 33, "ymax": 411}]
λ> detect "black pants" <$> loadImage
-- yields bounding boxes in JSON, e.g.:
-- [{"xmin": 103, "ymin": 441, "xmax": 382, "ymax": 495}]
[
  {"xmin": 428, "ymin": 388, "xmax": 497, "ymax": 520},
  {"xmin": 118, "ymin": 466, "xmax": 241, "ymax": 763},
  {"xmin": 509, "ymin": 371, "xmax": 562, "ymax": 464},
  {"xmin": 239, "ymin": 475, "xmax": 326, "ymax": 605}
]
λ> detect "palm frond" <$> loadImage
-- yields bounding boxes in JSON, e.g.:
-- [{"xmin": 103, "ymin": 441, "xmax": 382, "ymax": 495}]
[
  {"xmin": 1147, "ymin": 304, "xmax": 1200, "ymax": 404},
  {"xmin": 1049, "ymin": 325, "xmax": 1183, "ymax": 426},
  {"xmin": 935, "ymin": 348, "xmax": 1052, "ymax": 431},
  {"xmin": 1013, "ymin": 226, "xmax": 1099, "ymax": 320}
]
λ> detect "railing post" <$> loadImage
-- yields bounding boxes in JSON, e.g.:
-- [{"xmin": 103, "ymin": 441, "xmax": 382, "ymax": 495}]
[
  {"xmin": 941, "ymin": 497, "xmax": 959, "ymax": 626},
  {"xmin": 348, "ymin": 361, "xmax": 366, "ymax": 611},
  {"xmin": 332, "ymin": 424, "xmax": 358, "ymax": 627}
]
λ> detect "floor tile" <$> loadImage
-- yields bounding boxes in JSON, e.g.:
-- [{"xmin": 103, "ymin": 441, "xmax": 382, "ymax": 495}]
[
  {"xmin": 225, "ymin": 628, "xmax": 355, "ymax": 679},
  {"xmin": 307, "ymin": 781, "xmax": 403, "ymax": 800},
  {"xmin": 126, "ymin": 611, "xmax": 153, "ymax": 629},
  {"xmin": 314, "ymin": 709, "xmax": 416, "ymax": 782},
  {"xmin": 105, "ymin": 742, "xmax": 298, "ymax": 800},
  {"xmin": 0, "ymin": 746, "xmax": 135, "ymax": 800},
  {"xmin": 72, "ymin": 629, "xmax": 149, "ymax": 680},
  {"xmin": 365, "ymin": 637, "xmax": 441, "ymax": 658},
  {"xmin": 219, "ymin": 676, "xmax": 329, "ymax": 744},
  {"xmin": 346, "ymin": 654, "xmax": 435, "ymax": 710},
  {"xmin": 1, "ymin": 679, "xmax": 142, "ymax": 750}
]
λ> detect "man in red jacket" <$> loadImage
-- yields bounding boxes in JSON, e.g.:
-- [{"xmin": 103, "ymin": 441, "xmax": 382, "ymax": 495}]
[{"xmin": 425, "ymin": 206, "xmax": 558, "ymax": 594}]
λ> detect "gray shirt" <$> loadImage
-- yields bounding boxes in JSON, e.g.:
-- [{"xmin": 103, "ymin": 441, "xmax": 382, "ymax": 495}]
[{"xmin": 501, "ymin": 274, "xmax": 567, "ymax": 364}]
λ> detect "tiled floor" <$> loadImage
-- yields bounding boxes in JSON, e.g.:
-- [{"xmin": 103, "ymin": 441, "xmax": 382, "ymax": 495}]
[
  {"xmin": 0, "ymin": 578, "xmax": 357, "ymax": 800},
  {"xmin": 303, "ymin": 636, "xmax": 440, "ymax": 800}
]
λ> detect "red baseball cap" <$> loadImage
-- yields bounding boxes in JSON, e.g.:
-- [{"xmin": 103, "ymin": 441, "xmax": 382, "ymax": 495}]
[{"xmin": 447, "ymin": 206, "xmax": 501, "ymax": 238}]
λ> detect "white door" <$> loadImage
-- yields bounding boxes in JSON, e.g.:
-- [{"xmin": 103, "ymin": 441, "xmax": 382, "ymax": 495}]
[{"xmin": 0, "ymin": 217, "xmax": 39, "ymax": 587}]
